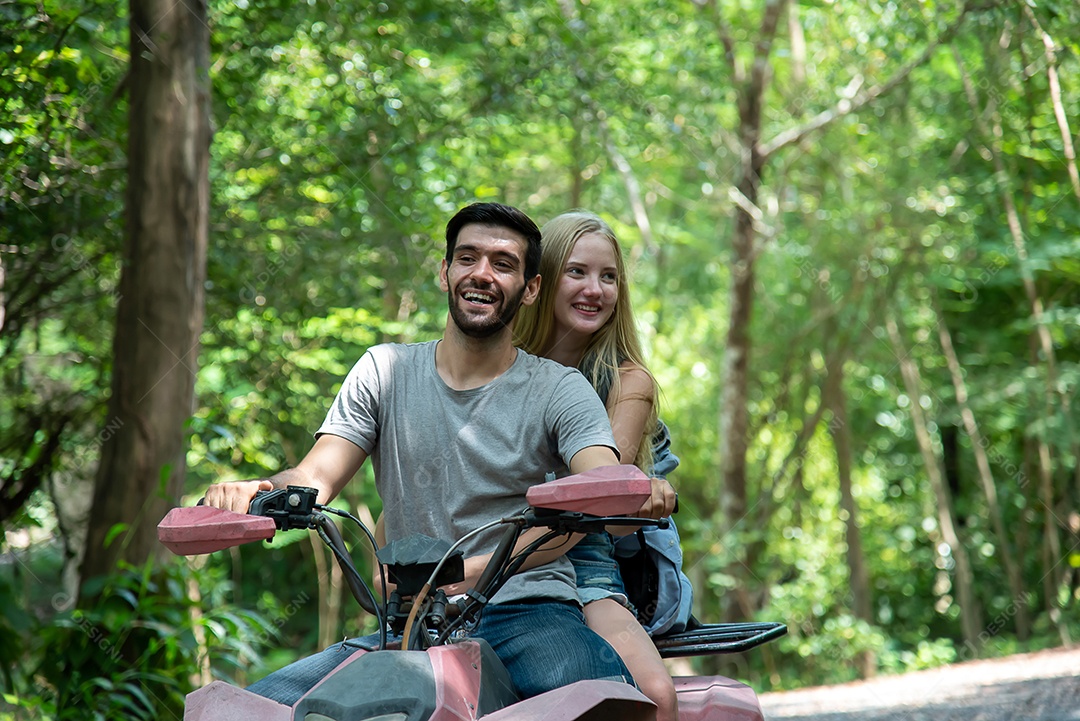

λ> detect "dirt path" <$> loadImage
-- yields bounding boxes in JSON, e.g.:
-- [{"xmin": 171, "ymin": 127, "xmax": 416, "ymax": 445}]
[{"xmin": 759, "ymin": 646, "xmax": 1080, "ymax": 721}]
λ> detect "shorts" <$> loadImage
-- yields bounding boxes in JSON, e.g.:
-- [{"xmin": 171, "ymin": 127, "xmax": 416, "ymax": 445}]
[{"xmin": 565, "ymin": 532, "xmax": 631, "ymax": 607}]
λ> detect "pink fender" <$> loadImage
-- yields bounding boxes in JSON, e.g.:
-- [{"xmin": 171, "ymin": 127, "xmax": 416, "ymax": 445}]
[
  {"xmin": 427, "ymin": 642, "xmax": 485, "ymax": 721},
  {"xmin": 182, "ymin": 680, "xmax": 291, "ymax": 720},
  {"xmin": 674, "ymin": 675, "xmax": 764, "ymax": 721},
  {"xmin": 480, "ymin": 679, "xmax": 656, "ymax": 721},
  {"xmin": 183, "ymin": 647, "xmax": 376, "ymax": 720}
]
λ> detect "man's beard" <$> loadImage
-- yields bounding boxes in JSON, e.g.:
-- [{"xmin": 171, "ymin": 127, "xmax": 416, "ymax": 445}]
[{"xmin": 448, "ymin": 283, "xmax": 527, "ymax": 339}]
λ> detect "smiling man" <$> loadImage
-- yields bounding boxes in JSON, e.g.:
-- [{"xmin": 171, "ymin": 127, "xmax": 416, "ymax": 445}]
[
  {"xmin": 203, "ymin": 202, "xmax": 676, "ymax": 705},
  {"xmin": 442, "ymin": 209, "xmax": 536, "ymax": 340}
]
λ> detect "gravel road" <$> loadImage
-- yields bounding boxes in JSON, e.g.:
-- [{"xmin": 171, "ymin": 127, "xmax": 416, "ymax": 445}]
[{"xmin": 759, "ymin": 646, "xmax": 1080, "ymax": 721}]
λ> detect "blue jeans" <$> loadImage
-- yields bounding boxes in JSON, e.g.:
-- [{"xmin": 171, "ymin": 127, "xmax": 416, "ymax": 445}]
[
  {"xmin": 246, "ymin": 635, "xmax": 376, "ymax": 705},
  {"xmin": 471, "ymin": 600, "xmax": 632, "ymax": 698},
  {"xmin": 247, "ymin": 601, "xmax": 632, "ymax": 705},
  {"xmin": 566, "ymin": 532, "xmax": 630, "ymax": 606}
]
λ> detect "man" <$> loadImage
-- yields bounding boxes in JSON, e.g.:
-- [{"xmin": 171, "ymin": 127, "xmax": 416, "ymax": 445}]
[{"xmin": 204, "ymin": 202, "xmax": 676, "ymax": 703}]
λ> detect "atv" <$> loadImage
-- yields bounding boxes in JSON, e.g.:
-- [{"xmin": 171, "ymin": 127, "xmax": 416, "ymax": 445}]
[{"xmin": 157, "ymin": 465, "xmax": 785, "ymax": 720}]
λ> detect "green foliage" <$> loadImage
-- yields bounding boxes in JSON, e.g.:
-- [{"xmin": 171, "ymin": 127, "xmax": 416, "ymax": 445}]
[
  {"xmin": 878, "ymin": 637, "xmax": 958, "ymax": 676},
  {"xmin": 2, "ymin": 556, "xmax": 278, "ymax": 720},
  {"xmin": 0, "ymin": 1, "xmax": 126, "ymax": 534}
]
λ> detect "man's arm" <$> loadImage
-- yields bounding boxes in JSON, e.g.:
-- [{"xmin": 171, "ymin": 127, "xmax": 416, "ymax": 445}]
[
  {"xmin": 203, "ymin": 434, "xmax": 368, "ymax": 513},
  {"xmin": 567, "ymin": 445, "xmax": 620, "ymax": 474}
]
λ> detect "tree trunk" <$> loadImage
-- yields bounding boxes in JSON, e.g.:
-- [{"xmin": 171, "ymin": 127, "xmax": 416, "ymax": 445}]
[
  {"xmin": 955, "ymin": 46, "xmax": 1072, "ymax": 645},
  {"xmin": 935, "ymin": 301, "xmax": 1030, "ymax": 640},
  {"xmin": 826, "ymin": 362, "xmax": 875, "ymax": 678},
  {"xmin": 310, "ymin": 533, "xmax": 341, "ymax": 650},
  {"xmin": 717, "ymin": 160, "xmax": 759, "ymax": 622},
  {"xmin": 717, "ymin": 0, "xmax": 787, "ymax": 622},
  {"xmin": 569, "ymin": 120, "xmax": 584, "ymax": 209},
  {"xmin": 0, "ymin": 251, "xmax": 5, "ymax": 332},
  {"xmin": 80, "ymin": 0, "xmax": 210, "ymax": 586},
  {"xmin": 709, "ymin": 0, "xmax": 958, "ymax": 621},
  {"xmin": 886, "ymin": 316, "xmax": 982, "ymax": 650}
]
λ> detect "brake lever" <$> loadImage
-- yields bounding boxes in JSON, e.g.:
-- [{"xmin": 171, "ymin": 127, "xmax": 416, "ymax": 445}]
[
  {"xmin": 248, "ymin": 486, "xmax": 320, "ymax": 531},
  {"xmin": 525, "ymin": 510, "xmax": 668, "ymax": 535}
]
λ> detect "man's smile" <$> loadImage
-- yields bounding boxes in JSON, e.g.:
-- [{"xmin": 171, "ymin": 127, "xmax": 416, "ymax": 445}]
[{"xmin": 462, "ymin": 289, "xmax": 497, "ymax": 305}]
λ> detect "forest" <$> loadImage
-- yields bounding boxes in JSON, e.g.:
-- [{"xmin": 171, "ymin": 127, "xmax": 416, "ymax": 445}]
[{"xmin": 2, "ymin": 0, "xmax": 1079, "ymax": 717}]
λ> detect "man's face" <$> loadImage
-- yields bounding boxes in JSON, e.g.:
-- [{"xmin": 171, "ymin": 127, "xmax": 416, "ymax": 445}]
[{"xmin": 439, "ymin": 224, "xmax": 540, "ymax": 339}]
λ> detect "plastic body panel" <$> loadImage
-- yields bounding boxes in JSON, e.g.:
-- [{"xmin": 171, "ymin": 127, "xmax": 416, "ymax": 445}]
[
  {"xmin": 525, "ymin": 465, "xmax": 651, "ymax": 515},
  {"xmin": 182, "ymin": 681, "xmax": 291, "ymax": 720},
  {"xmin": 674, "ymin": 676, "xmax": 764, "ymax": 721},
  {"xmin": 480, "ymin": 679, "xmax": 655, "ymax": 721},
  {"xmin": 158, "ymin": 506, "xmax": 276, "ymax": 555}
]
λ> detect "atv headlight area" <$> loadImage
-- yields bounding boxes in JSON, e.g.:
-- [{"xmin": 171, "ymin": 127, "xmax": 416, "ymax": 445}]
[{"xmin": 292, "ymin": 649, "xmax": 440, "ymax": 721}]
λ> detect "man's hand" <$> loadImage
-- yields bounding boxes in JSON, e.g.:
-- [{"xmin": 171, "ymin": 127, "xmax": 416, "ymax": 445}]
[
  {"xmin": 203, "ymin": 479, "xmax": 273, "ymax": 514},
  {"xmin": 635, "ymin": 476, "xmax": 677, "ymax": 520}
]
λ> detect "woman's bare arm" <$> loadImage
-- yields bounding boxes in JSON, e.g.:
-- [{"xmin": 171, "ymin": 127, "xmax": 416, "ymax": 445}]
[
  {"xmin": 607, "ymin": 361, "xmax": 656, "ymax": 466},
  {"xmin": 604, "ymin": 362, "xmax": 676, "ymax": 529}
]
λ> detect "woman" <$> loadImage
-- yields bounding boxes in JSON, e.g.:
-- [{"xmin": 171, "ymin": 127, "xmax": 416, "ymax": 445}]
[{"xmin": 515, "ymin": 210, "xmax": 680, "ymax": 721}]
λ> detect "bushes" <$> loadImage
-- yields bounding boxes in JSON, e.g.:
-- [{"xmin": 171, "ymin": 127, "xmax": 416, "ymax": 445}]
[{"xmin": 2, "ymin": 556, "xmax": 277, "ymax": 721}]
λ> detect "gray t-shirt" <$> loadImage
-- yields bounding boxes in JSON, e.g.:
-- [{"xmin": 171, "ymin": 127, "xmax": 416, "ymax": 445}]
[{"xmin": 316, "ymin": 340, "xmax": 618, "ymax": 605}]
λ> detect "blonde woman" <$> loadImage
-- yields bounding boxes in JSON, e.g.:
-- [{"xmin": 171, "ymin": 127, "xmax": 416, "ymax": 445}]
[{"xmin": 515, "ymin": 210, "xmax": 680, "ymax": 721}]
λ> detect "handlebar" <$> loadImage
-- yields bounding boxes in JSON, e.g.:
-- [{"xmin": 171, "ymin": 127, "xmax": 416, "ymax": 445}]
[{"xmin": 158, "ymin": 466, "xmax": 665, "ymax": 652}]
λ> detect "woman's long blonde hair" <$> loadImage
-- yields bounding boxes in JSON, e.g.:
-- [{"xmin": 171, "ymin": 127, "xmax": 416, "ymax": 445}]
[{"xmin": 515, "ymin": 211, "xmax": 659, "ymax": 471}]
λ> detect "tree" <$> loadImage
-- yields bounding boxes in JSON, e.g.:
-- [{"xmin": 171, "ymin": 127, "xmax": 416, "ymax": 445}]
[
  {"xmin": 0, "ymin": 2, "xmax": 128, "ymax": 592},
  {"xmin": 79, "ymin": 0, "xmax": 211, "ymax": 586},
  {"xmin": 886, "ymin": 314, "xmax": 983, "ymax": 649},
  {"xmin": 934, "ymin": 297, "xmax": 1030, "ymax": 640},
  {"xmin": 705, "ymin": 0, "xmax": 973, "ymax": 621}
]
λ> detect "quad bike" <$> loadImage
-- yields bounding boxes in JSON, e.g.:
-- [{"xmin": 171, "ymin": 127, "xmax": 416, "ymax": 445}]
[{"xmin": 157, "ymin": 465, "xmax": 786, "ymax": 720}]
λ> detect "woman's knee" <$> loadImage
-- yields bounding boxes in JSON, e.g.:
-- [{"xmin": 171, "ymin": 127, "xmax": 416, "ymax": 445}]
[{"xmin": 638, "ymin": 674, "xmax": 679, "ymax": 718}]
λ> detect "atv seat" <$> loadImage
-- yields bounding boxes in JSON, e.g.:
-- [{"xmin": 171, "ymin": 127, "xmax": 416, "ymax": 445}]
[{"xmin": 652, "ymin": 618, "xmax": 787, "ymax": 659}]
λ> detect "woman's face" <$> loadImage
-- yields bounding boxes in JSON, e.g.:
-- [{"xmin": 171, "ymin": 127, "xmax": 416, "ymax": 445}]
[{"xmin": 550, "ymin": 232, "xmax": 619, "ymax": 343}]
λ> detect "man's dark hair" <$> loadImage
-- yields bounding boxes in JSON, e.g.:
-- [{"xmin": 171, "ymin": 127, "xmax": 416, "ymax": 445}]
[{"xmin": 445, "ymin": 202, "xmax": 542, "ymax": 280}]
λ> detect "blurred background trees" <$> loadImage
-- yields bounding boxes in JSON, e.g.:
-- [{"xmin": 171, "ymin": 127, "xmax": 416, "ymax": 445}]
[{"xmin": 2, "ymin": 0, "xmax": 1078, "ymax": 716}]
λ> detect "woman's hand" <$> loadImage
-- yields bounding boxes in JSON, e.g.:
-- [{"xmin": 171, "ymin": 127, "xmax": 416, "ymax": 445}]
[{"xmin": 635, "ymin": 476, "xmax": 677, "ymax": 520}]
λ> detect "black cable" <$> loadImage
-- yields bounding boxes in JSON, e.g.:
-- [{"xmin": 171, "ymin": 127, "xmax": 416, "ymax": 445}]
[
  {"xmin": 500, "ymin": 530, "xmax": 564, "ymax": 581},
  {"xmin": 313, "ymin": 515, "xmax": 386, "ymax": 649},
  {"xmin": 317, "ymin": 504, "xmax": 390, "ymax": 649},
  {"xmin": 317, "ymin": 505, "xmax": 379, "ymax": 556},
  {"xmin": 434, "ymin": 529, "xmax": 568, "ymax": 645}
]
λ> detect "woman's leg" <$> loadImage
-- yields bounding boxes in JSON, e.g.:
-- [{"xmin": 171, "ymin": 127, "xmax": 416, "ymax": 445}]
[{"xmin": 584, "ymin": 598, "xmax": 680, "ymax": 721}]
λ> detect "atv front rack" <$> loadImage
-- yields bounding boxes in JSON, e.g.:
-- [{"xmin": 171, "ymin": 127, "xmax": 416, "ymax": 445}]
[{"xmin": 653, "ymin": 620, "xmax": 787, "ymax": 659}]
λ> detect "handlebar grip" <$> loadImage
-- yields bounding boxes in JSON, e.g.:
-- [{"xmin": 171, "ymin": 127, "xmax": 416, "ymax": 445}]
[{"xmin": 248, "ymin": 489, "xmax": 272, "ymax": 512}]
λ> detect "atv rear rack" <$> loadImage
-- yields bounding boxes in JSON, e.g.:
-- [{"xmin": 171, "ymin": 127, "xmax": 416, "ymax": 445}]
[{"xmin": 653, "ymin": 620, "xmax": 787, "ymax": 659}]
